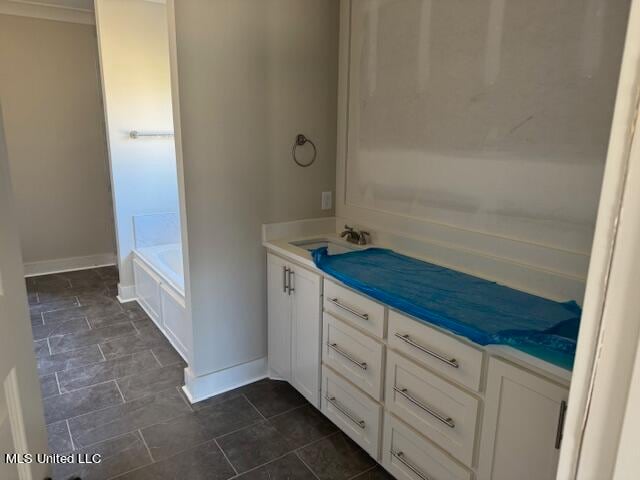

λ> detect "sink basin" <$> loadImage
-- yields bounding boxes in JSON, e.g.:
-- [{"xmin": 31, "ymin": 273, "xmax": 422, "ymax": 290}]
[{"xmin": 289, "ymin": 239, "xmax": 356, "ymax": 256}]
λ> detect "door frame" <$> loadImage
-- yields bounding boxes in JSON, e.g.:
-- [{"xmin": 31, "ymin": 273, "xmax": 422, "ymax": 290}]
[{"xmin": 557, "ymin": 0, "xmax": 640, "ymax": 477}]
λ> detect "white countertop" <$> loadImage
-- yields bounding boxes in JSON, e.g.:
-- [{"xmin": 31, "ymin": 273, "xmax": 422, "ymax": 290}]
[{"xmin": 263, "ymin": 233, "xmax": 573, "ymax": 385}]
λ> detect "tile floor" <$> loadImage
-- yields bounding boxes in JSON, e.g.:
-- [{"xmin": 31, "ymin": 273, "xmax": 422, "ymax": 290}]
[{"xmin": 28, "ymin": 267, "xmax": 391, "ymax": 480}]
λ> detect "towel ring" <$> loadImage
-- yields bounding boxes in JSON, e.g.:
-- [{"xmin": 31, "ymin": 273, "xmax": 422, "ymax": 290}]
[{"xmin": 292, "ymin": 134, "xmax": 317, "ymax": 167}]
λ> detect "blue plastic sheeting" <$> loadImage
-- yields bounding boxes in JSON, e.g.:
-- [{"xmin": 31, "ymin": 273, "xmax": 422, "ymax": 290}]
[{"xmin": 312, "ymin": 248, "xmax": 581, "ymax": 370}]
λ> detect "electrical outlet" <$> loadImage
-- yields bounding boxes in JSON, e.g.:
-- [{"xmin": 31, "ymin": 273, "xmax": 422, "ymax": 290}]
[{"xmin": 321, "ymin": 191, "xmax": 332, "ymax": 210}]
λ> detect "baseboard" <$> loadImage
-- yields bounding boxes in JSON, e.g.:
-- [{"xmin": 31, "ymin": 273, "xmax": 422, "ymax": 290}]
[
  {"xmin": 24, "ymin": 253, "xmax": 116, "ymax": 277},
  {"xmin": 116, "ymin": 284, "xmax": 136, "ymax": 303},
  {"xmin": 182, "ymin": 357, "xmax": 268, "ymax": 404}
]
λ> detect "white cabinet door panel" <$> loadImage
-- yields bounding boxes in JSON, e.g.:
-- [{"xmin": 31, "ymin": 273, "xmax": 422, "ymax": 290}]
[
  {"xmin": 324, "ymin": 279, "xmax": 386, "ymax": 338},
  {"xmin": 291, "ymin": 265, "xmax": 322, "ymax": 406},
  {"xmin": 267, "ymin": 254, "xmax": 292, "ymax": 381},
  {"xmin": 478, "ymin": 357, "xmax": 569, "ymax": 480}
]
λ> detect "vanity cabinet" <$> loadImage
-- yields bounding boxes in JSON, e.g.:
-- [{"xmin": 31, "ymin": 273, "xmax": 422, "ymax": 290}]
[
  {"xmin": 478, "ymin": 357, "xmax": 569, "ymax": 480},
  {"xmin": 267, "ymin": 253, "xmax": 322, "ymax": 406}
]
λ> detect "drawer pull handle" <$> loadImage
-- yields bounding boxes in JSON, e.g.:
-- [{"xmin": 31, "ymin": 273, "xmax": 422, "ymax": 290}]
[
  {"xmin": 283, "ymin": 267, "xmax": 289, "ymax": 293},
  {"xmin": 325, "ymin": 395, "xmax": 366, "ymax": 429},
  {"xmin": 327, "ymin": 342, "xmax": 368, "ymax": 370},
  {"xmin": 394, "ymin": 386, "xmax": 455, "ymax": 429},
  {"xmin": 391, "ymin": 451, "xmax": 432, "ymax": 480},
  {"xmin": 394, "ymin": 333, "xmax": 459, "ymax": 369},
  {"xmin": 328, "ymin": 298, "xmax": 369, "ymax": 320}
]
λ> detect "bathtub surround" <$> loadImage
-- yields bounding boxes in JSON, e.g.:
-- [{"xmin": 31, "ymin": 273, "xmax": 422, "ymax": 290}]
[
  {"xmin": 95, "ymin": 0, "xmax": 180, "ymax": 301},
  {"xmin": 168, "ymin": 0, "xmax": 339, "ymax": 401},
  {"xmin": 0, "ymin": 14, "xmax": 116, "ymax": 274}
]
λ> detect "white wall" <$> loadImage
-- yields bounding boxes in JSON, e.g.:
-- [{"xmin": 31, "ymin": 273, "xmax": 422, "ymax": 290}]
[
  {"xmin": 0, "ymin": 14, "xmax": 116, "ymax": 274},
  {"xmin": 336, "ymin": 0, "xmax": 630, "ymax": 302},
  {"xmin": 168, "ymin": 0, "xmax": 338, "ymax": 395},
  {"xmin": 95, "ymin": 0, "xmax": 179, "ymax": 298}
]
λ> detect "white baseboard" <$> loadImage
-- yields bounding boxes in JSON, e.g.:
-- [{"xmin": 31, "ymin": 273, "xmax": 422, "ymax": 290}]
[
  {"xmin": 24, "ymin": 253, "xmax": 116, "ymax": 277},
  {"xmin": 117, "ymin": 284, "xmax": 136, "ymax": 303},
  {"xmin": 182, "ymin": 357, "xmax": 268, "ymax": 404}
]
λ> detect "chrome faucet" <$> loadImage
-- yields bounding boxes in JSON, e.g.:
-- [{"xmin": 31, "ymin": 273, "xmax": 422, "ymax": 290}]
[{"xmin": 340, "ymin": 225, "xmax": 370, "ymax": 245}]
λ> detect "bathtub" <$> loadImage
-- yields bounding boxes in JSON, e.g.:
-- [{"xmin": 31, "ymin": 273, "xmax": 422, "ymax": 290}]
[{"xmin": 132, "ymin": 243, "xmax": 189, "ymax": 361}]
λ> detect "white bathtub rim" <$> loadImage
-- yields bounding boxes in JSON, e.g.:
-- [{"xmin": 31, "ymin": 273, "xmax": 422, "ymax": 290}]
[{"xmin": 134, "ymin": 244, "xmax": 185, "ymax": 296}]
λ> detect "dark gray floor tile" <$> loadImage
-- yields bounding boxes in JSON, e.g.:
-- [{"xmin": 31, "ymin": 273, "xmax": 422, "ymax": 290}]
[
  {"xmin": 99, "ymin": 324, "xmax": 168, "ymax": 360},
  {"xmin": 117, "ymin": 363, "xmax": 184, "ymax": 401},
  {"xmin": 58, "ymin": 351, "xmax": 159, "ymax": 393},
  {"xmin": 90, "ymin": 312, "xmax": 144, "ymax": 330},
  {"xmin": 187, "ymin": 387, "xmax": 244, "ymax": 411},
  {"xmin": 32, "ymin": 274, "xmax": 71, "ymax": 289},
  {"xmin": 30, "ymin": 311, "xmax": 43, "ymax": 326},
  {"xmin": 53, "ymin": 430, "xmax": 152, "ymax": 480},
  {"xmin": 37, "ymin": 344, "xmax": 104, "ymax": 376},
  {"xmin": 241, "ymin": 379, "xmax": 306, "ymax": 418},
  {"xmin": 43, "ymin": 302, "xmax": 123, "ymax": 324},
  {"xmin": 47, "ymin": 420, "xmax": 74, "ymax": 454},
  {"xmin": 69, "ymin": 387, "xmax": 191, "ymax": 448},
  {"xmin": 31, "ymin": 316, "xmax": 89, "ymax": 340},
  {"xmin": 29, "ymin": 296, "xmax": 79, "ymax": 315},
  {"xmin": 130, "ymin": 315, "xmax": 156, "ymax": 330},
  {"xmin": 34, "ymin": 339, "xmax": 50, "ymax": 359},
  {"xmin": 141, "ymin": 396, "xmax": 262, "ymax": 460},
  {"xmin": 43, "ymin": 381, "xmax": 123, "ymax": 425},
  {"xmin": 268, "ymin": 404, "xmax": 338, "ymax": 449},
  {"xmin": 351, "ymin": 466, "xmax": 395, "ymax": 479},
  {"xmin": 236, "ymin": 452, "xmax": 315, "ymax": 480},
  {"xmin": 40, "ymin": 373, "xmax": 60, "ymax": 398},
  {"xmin": 114, "ymin": 439, "xmax": 235, "ymax": 480},
  {"xmin": 297, "ymin": 433, "xmax": 376, "ymax": 480},
  {"xmin": 94, "ymin": 266, "xmax": 119, "ymax": 281},
  {"xmin": 217, "ymin": 422, "xmax": 293, "ymax": 474},
  {"xmin": 151, "ymin": 344, "xmax": 185, "ymax": 367},
  {"xmin": 122, "ymin": 302, "xmax": 146, "ymax": 315},
  {"xmin": 49, "ymin": 322, "xmax": 136, "ymax": 354},
  {"xmin": 76, "ymin": 293, "xmax": 122, "ymax": 307}
]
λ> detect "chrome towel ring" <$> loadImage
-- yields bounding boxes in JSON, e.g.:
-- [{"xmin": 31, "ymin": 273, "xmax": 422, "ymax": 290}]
[{"xmin": 292, "ymin": 134, "xmax": 317, "ymax": 167}]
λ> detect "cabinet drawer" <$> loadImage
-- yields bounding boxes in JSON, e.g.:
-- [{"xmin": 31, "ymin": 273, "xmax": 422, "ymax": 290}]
[
  {"xmin": 322, "ymin": 313, "xmax": 384, "ymax": 400},
  {"xmin": 385, "ymin": 351, "xmax": 479, "ymax": 466},
  {"xmin": 324, "ymin": 280, "xmax": 385, "ymax": 338},
  {"xmin": 321, "ymin": 366, "xmax": 382, "ymax": 459},
  {"xmin": 382, "ymin": 413, "xmax": 472, "ymax": 480},
  {"xmin": 388, "ymin": 310, "xmax": 483, "ymax": 392}
]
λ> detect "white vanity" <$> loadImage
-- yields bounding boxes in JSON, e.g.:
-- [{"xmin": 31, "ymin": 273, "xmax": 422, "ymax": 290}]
[{"xmin": 264, "ymin": 236, "xmax": 570, "ymax": 480}]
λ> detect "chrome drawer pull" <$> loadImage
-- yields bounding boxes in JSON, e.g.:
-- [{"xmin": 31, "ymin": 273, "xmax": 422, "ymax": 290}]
[
  {"xmin": 327, "ymin": 297, "xmax": 369, "ymax": 320},
  {"xmin": 394, "ymin": 386, "xmax": 455, "ymax": 429},
  {"xmin": 394, "ymin": 333, "xmax": 459, "ymax": 369},
  {"xmin": 327, "ymin": 342, "xmax": 368, "ymax": 370},
  {"xmin": 325, "ymin": 395, "xmax": 366, "ymax": 429},
  {"xmin": 282, "ymin": 267, "xmax": 288, "ymax": 293},
  {"xmin": 391, "ymin": 451, "xmax": 432, "ymax": 480},
  {"xmin": 288, "ymin": 269, "xmax": 295, "ymax": 295}
]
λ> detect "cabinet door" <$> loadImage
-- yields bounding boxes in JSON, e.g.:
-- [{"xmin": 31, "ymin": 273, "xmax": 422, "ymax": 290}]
[
  {"xmin": 290, "ymin": 264, "xmax": 322, "ymax": 406},
  {"xmin": 478, "ymin": 358, "xmax": 569, "ymax": 480},
  {"xmin": 267, "ymin": 254, "xmax": 291, "ymax": 381}
]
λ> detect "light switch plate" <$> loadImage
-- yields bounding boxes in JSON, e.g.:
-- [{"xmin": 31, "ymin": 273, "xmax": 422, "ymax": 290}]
[{"xmin": 321, "ymin": 191, "xmax": 332, "ymax": 210}]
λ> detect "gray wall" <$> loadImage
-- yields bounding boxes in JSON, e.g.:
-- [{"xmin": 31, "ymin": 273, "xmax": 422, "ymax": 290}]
[
  {"xmin": 170, "ymin": 0, "xmax": 338, "ymax": 378},
  {"xmin": 0, "ymin": 14, "xmax": 116, "ymax": 269}
]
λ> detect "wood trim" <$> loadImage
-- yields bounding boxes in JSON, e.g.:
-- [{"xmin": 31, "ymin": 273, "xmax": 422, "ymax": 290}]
[
  {"xmin": 0, "ymin": 0, "xmax": 94, "ymax": 25},
  {"xmin": 557, "ymin": 0, "xmax": 640, "ymax": 477}
]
